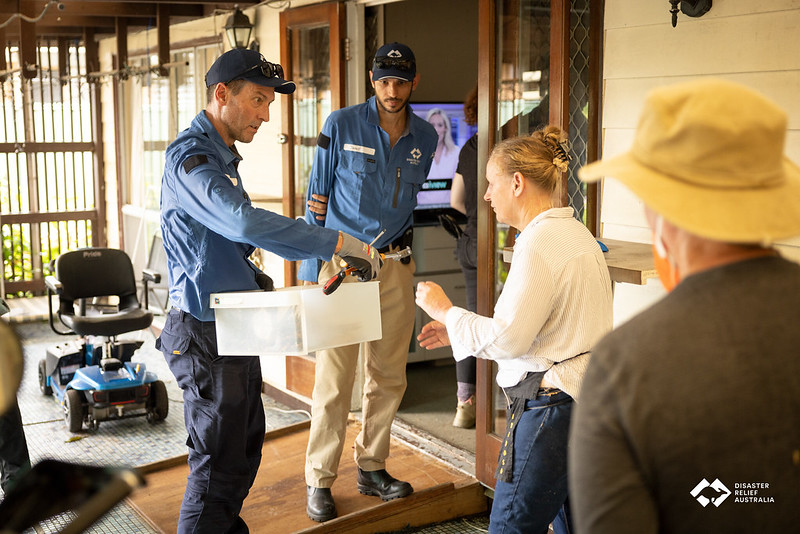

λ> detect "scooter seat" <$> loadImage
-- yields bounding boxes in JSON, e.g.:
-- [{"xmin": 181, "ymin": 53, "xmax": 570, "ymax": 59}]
[{"xmin": 60, "ymin": 307, "xmax": 153, "ymax": 338}]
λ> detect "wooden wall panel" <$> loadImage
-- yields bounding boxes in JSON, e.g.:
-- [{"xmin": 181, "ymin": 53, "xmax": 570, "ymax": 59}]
[
  {"xmin": 603, "ymin": 73, "xmax": 800, "ymax": 130},
  {"xmin": 597, "ymin": 2, "xmax": 800, "ymax": 255},
  {"xmin": 604, "ymin": 10, "xmax": 800, "ymax": 80},
  {"xmin": 286, "ymin": 355, "xmax": 316, "ymax": 400},
  {"xmin": 604, "ymin": 0, "xmax": 800, "ymax": 30}
]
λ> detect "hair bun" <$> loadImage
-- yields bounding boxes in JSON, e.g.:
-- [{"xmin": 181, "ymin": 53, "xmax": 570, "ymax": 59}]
[{"xmin": 553, "ymin": 157, "xmax": 569, "ymax": 172}]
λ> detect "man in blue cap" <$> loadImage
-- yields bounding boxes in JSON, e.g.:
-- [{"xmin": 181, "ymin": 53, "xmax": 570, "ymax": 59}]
[
  {"xmin": 158, "ymin": 47, "xmax": 381, "ymax": 534},
  {"xmin": 299, "ymin": 42, "xmax": 438, "ymax": 522}
]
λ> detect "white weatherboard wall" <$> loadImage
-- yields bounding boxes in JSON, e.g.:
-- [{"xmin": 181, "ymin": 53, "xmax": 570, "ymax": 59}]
[{"xmin": 600, "ymin": 1, "xmax": 800, "ymax": 325}]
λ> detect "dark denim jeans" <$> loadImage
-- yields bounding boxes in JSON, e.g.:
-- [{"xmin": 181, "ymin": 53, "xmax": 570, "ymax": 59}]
[{"xmin": 489, "ymin": 390, "xmax": 574, "ymax": 534}]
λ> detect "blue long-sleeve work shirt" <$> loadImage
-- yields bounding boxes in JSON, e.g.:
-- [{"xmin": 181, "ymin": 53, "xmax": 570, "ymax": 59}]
[
  {"xmin": 298, "ymin": 97, "xmax": 438, "ymax": 281},
  {"xmin": 161, "ymin": 111, "xmax": 340, "ymax": 321}
]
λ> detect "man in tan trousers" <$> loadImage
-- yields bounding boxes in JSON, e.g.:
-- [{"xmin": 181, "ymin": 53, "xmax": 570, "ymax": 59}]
[{"xmin": 297, "ymin": 42, "xmax": 438, "ymax": 522}]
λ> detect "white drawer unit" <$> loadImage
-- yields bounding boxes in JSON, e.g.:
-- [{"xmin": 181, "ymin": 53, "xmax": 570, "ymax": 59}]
[{"xmin": 408, "ymin": 225, "xmax": 467, "ymax": 363}]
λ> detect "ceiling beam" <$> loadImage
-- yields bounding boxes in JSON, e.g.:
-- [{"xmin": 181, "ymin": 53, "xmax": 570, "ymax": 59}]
[
  {"xmin": 0, "ymin": 1, "xmax": 205, "ymax": 18},
  {"xmin": 156, "ymin": 3, "xmax": 167, "ymax": 75},
  {"xmin": 0, "ymin": 0, "xmax": 254, "ymax": 40},
  {"xmin": 0, "ymin": 0, "xmax": 257, "ymax": 13}
]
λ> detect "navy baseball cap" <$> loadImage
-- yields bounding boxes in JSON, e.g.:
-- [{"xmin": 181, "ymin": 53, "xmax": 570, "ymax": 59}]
[
  {"xmin": 205, "ymin": 48, "xmax": 296, "ymax": 94},
  {"xmin": 371, "ymin": 42, "xmax": 416, "ymax": 82}
]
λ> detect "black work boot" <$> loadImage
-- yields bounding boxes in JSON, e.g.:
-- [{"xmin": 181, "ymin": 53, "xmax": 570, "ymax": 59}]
[
  {"xmin": 356, "ymin": 468, "xmax": 413, "ymax": 501},
  {"xmin": 306, "ymin": 486, "xmax": 337, "ymax": 522}
]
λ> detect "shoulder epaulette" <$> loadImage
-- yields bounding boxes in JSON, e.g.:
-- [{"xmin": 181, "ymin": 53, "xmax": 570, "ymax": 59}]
[{"xmin": 182, "ymin": 154, "xmax": 209, "ymax": 174}]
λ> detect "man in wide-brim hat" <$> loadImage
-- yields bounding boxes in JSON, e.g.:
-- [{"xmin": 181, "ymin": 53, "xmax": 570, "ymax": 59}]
[{"xmin": 569, "ymin": 78, "xmax": 800, "ymax": 533}]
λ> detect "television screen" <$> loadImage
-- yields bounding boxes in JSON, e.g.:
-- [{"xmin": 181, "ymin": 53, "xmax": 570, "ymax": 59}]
[{"xmin": 409, "ymin": 102, "xmax": 478, "ymax": 215}]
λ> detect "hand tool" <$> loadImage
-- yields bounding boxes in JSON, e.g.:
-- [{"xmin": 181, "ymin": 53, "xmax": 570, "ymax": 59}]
[
  {"xmin": 322, "ymin": 230, "xmax": 385, "ymax": 295},
  {"xmin": 322, "ymin": 246, "xmax": 412, "ymax": 295},
  {"xmin": 322, "ymin": 266, "xmax": 358, "ymax": 295}
]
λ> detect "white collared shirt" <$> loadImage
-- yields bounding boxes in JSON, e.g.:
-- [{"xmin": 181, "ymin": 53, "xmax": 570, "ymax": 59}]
[{"xmin": 444, "ymin": 207, "xmax": 613, "ymax": 400}]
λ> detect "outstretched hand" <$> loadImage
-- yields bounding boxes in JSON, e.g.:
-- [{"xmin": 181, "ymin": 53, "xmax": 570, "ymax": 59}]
[
  {"xmin": 414, "ymin": 281, "xmax": 452, "ymax": 323},
  {"xmin": 417, "ymin": 320, "xmax": 450, "ymax": 350}
]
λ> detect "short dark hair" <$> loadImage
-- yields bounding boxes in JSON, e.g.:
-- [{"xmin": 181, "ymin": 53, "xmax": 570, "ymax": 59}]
[{"xmin": 206, "ymin": 79, "xmax": 248, "ymax": 104}]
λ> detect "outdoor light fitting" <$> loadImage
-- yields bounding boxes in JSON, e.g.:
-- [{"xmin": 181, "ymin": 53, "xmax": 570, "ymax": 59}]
[
  {"xmin": 224, "ymin": 7, "xmax": 254, "ymax": 49},
  {"xmin": 669, "ymin": 0, "xmax": 712, "ymax": 28}
]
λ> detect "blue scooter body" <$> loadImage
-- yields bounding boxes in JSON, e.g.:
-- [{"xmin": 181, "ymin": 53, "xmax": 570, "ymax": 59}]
[
  {"xmin": 40, "ymin": 338, "xmax": 168, "ymax": 431},
  {"xmin": 66, "ymin": 362, "xmax": 158, "ymax": 392}
]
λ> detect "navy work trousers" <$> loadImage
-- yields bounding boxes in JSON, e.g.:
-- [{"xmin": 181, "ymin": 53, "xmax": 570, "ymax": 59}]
[{"xmin": 157, "ymin": 309, "xmax": 264, "ymax": 534}]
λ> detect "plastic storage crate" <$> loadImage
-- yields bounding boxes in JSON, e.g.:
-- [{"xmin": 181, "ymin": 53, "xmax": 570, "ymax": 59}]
[{"xmin": 210, "ymin": 281, "xmax": 381, "ymax": 356}]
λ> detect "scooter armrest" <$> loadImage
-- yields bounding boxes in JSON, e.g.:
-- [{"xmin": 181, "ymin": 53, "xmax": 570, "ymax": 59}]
[
  {"xmin": 142, "ymin": 269, "xmax": 161, "ymax": 284},
  {"xmin": 45, "ymin": 275, "xmax": 62, "ymax": 294}
]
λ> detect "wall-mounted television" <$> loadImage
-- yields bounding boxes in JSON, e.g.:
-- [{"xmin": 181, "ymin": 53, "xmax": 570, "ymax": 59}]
[{"xmin": 409, "ymin": 102, "xmax": 478, "ymax": 224}]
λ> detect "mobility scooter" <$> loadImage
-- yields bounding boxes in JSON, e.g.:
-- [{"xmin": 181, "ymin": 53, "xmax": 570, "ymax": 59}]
[{"xmin": 38, "ymin": 247, "xmax": 168, "ymax": 432}]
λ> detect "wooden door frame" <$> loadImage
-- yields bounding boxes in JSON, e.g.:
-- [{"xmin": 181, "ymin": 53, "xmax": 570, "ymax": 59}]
[
  {"xmin": 474, "ymin": 0, "xmax": 604, "ymax": 489},
  {"xmin": 475, "ymin": 0, "xmax": 498, "ymax": 488},
  {"xmin": 279, "ymin": 1, "xmax": 346, "ymax": 286}
]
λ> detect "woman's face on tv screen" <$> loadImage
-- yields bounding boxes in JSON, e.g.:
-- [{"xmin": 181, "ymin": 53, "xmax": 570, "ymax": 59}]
[{"xmin": 429, "ymin": 114, "xmax": 448, "ymax": 142}]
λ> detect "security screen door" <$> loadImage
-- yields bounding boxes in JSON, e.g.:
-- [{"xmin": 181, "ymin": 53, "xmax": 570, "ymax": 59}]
[
  {"xmin": 279, "ymin": 2, "xmax": 345, "ymax": 286},
  {"xmin": 474, "ymin": 0, "xmax": 601, "ymax": 489}
]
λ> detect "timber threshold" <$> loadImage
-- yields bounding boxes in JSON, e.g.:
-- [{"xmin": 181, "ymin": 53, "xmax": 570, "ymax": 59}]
[{"xmin": 128, "ymin": 420, "xmax": 487, "ymax": 533}]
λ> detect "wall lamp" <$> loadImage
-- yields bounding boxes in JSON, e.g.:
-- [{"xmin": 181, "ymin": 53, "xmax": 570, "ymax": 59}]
[
  {"xmin": 669, "ymin": 0, "xmax": 712, "ymax": 28},
  {"xmin": 224, "ymin": 7, "xmax": 254, "ymax": 49}
]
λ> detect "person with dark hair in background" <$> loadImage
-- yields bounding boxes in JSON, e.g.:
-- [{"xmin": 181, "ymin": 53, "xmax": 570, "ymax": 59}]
[
  {"xmin": 416, "ymin": 127, "xmax": 612, "ymax": 534},
  {"xmin": 448, "ymin": 85, "xmax": 478, "ymax": 428},
  {"xmin": 299, "ymin": 42, "xmax": 437, "ymax": 523},
  {"xmin": 572, "ymin": 79, "xmax": 800, "ymax": 533},
  {"xmin": 158, "ymin": 48, "xmax": 380, "ymax": 534}
]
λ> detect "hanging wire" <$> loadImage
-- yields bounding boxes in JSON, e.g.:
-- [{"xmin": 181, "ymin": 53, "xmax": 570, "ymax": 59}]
[
  {"xmin": 0, "ymin": 0, "xmax": 59, "ymax": 29},
  {"xmin": 261, "ymin": 0, "xmax": 292, "ymax": 9}
]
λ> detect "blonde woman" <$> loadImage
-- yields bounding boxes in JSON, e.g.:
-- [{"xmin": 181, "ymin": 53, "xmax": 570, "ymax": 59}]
[
  {"xmin": 415, "ymin": 126, "xmax": 612, "ymax": 534},
  {"xmin": 426, "ymin": 108, "xmax": 459, "ymax": 179}
]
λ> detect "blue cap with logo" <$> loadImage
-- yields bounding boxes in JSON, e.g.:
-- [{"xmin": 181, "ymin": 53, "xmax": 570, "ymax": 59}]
[
  {"xmin": 205, "ymin": 48, "xmax": 296, "ymax": 94},
  {"xmin": 371, "ymin": 42, "xmax": 416, "ymax": 82}
]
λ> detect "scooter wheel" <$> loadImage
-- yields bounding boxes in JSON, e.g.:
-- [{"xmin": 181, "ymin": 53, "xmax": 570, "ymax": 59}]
[
  {"xmin": 38, "ymin": 359, "xmax": 52, "ymax": 396},
  {"xmin": 148, "ymin": 380, "xmax": 169, "ymax": 422},
  {"xmin": 65, "ymin": 389, "xmax": 84, "ymax": 432}
]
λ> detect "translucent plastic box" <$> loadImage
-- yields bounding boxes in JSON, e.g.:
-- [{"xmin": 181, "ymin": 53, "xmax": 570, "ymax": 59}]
[{"xmin": 210, "ymin": 282, "xmax": 381, "ymax": 356}]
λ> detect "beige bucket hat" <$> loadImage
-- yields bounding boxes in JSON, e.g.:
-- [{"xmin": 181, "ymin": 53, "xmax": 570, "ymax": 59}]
[{"xmin": 579, "ymin": 78, "xmax": 800, "ymax": 245}]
